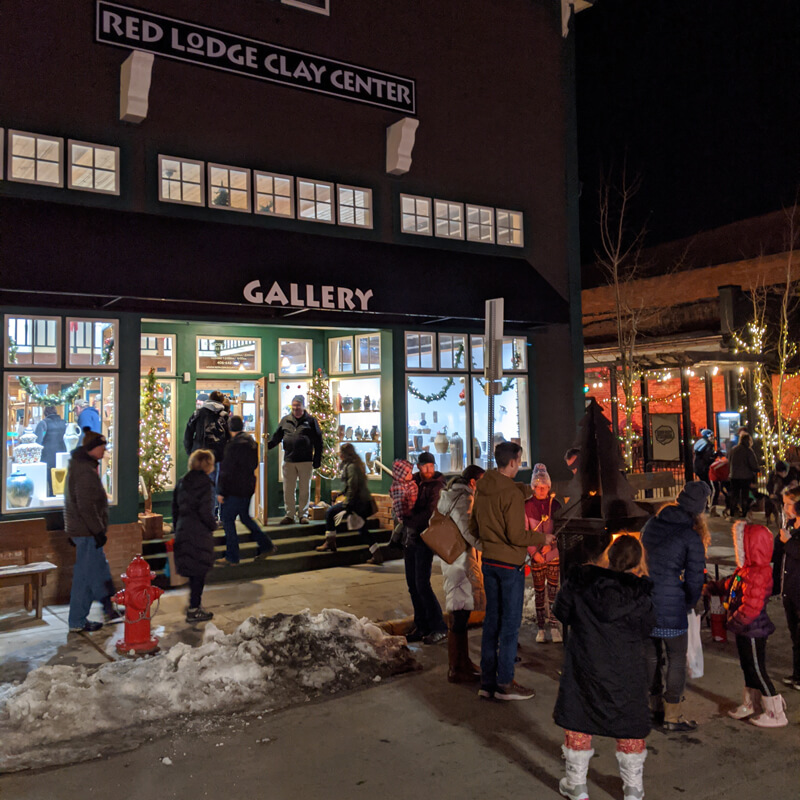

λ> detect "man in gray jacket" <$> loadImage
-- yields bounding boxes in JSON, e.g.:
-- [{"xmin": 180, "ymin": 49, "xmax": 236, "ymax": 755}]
[{"xmin": 66, "ymin": 429, "xmax": 117, "ymax": 632}]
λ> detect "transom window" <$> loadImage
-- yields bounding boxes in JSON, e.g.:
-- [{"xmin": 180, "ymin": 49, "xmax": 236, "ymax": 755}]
[
  {"xmin": 68, "ymin": 140, "xmax": 119, "ymax": 195},
  {"xmin": 140, "ymin": 334, "xmax": 175, "ymax": 375},
  {"xmin": 279, "ymin": 339, "xmax": 313, "ymax": 376},
  {"xmin": 439, "ymin": 334, "xmax": 468, "ymax": 370},
  {"xmin": 400, "ymin": 194, "xmax": 432, "ymax": 236},
  {"xmin": 466, "ymin": 205, "xmax": 495, "ymax": 243},
  {"xmin": 8, "ymin": 130, "xmax": 63, "ymax": 187},
  {"xmin": 497, "ymin": 209, "xmax": 524, "ymax": 247},
  {"xmin": 328, "ymin": 336, "xmax": 354, "ymax": 375},
  {"xmin": 208, "ymin": 163, "xmax": 251, "ymax": 212},
  {"xmin": 434, "ymin": 200, "xmax": 464, "ymax": 240},
  {"xmin": 5, "ymin": 316, "xmax": 60, "ymax": 367},
  {"xmin": 297, "ymin": 179, "xmax": 334, "ymax": 223},
  {"xmin": 405, "ymin": 332, "xmax": 436, "ymax": 369},
  {"xmin": 355, "ymin": 333, "xmax": 381, "ymax": 372},
  {"xmin": 67, "ymin": 319, "xmax": 116, "ymax": 367},
  {"xmin": 255, "ymin": 172, "xmax": 294, "ymax": 217},
  {"xmin": 159, "ymin": 155, "xmax": 204, "ymax": 206},
  {"xmin": 197, "ymin": 337, "xmax": 259, "ymax": 373},
  {"xmin": 338, "ymin": 185, "xmax": 373, "ymax": 228}
]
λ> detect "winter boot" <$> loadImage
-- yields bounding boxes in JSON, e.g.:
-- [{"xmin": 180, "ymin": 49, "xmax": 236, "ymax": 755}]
[
  {"xmin": 447, "ymin": 630, "xmax": 480, "ymax": 683},
  {"xmin": 662, "ymin": 700, "xmax": 697, "ymax": 731},
  {"xmin": 749, "ymin": 693, "xmax": 788, "ymax": 727},
  {"xmin": 648, "ymin": 695, "xmax": 664, "ymax": 725},
  {"xmin": 559, "ymin": 746, "xmax": 593, "ymax": 800},
  {"xmin": 728, "ymin": 686, "xmax": 758, "ymax": 720},
  {"xmin": 315, "ymin": 532, "xmax": 337, "ymax": 552},
  {"xmin": 366, "ymin": 542, "xmax": 384, "ymax": 565},
  {"xmin": 616, "ymin": 749, "xmax": 647, "ymax": 800}
]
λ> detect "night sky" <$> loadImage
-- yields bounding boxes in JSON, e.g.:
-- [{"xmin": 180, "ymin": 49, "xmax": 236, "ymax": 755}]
[{"xmin": 575, "ymin": 0, "xmax": 800, "ymax": 275}]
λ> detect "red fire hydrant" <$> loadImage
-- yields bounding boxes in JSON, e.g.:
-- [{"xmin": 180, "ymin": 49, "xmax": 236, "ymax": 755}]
[{"xmin": 113, "ymin": 555, "xmax": 164, "ymax": 655}]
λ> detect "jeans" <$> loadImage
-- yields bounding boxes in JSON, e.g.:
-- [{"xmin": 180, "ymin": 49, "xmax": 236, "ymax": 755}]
[
  {"xmin": 68, "ymin": 536, "xmax": 113, "ymax": 628},
  {"xmin": 189, "ymin": 575, "xmax": 206, "ymax": 609},
  {"xmin": 736, "ymin": 635, "xmax": 776, "ymax": 695},
  {"xmin": 648, "ymin": 633, "xmax": 688, "ymax": 704},
  {"xmin": 730, "ymin": 478, "xmax": 752, "ymax": 517},
  {"xmin": 784, "ymin": 597, "xmax": 800, "ymax": 680},
  {"xmin": 480, "ymin": 561, "xmax": 525, "ymax": 688},
  {"xmin": 404, "ymin": 538, "xmax": 446, "ymax": 636},
  {"xmin": 210, "ymin": 464, "xmax": 220, "ymax": 517},
  {"xmin": 282, "ymin": 460, "xmax": 314, "ymax": 519},
  {"xmin": 220, "ymin": 495, "xmax": 274, "ymax": 563}
]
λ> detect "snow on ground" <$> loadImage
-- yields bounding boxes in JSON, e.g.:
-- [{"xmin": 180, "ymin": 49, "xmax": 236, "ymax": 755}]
[{"xmin": 0, "ymin": 608, "xmax": 416, "ymax": 772}]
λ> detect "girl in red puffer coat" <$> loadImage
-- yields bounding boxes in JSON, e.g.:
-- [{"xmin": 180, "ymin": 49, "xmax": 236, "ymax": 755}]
[{"xmin": 705, "ymin": 522, "xmax": 788, "ymax": 727}]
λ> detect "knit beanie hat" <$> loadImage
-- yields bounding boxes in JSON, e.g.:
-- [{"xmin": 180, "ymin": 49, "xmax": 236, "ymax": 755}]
[
  {"xmin": 83, "ymin": 428, "xmax": 107, "ymax": 451},
  {"xmin": 417, "ymin": 452, "xmax": 436, "ymax": 466},
  {"xmin": 531, "ymin": 463, "xmax": 551, "ymax": 488},
  {"xmin": 676, "ymin": 480, "xmax": 711, "ymax": 515}
]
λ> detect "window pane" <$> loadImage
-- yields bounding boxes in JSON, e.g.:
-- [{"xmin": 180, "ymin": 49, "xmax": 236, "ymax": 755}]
[
  {"xmin": 275, "ymin": 177, "xmax": 291, "ymax": 196},
  {"xmin": 37, "ymin": 161, "xmax": 60, "ymax": 184},
  {"xmin": 183, "ymin": 183, "xmax": 201, "ymax": 203},
  {"xmin": 37, "ymin": 139, "xmax": 59, "ymax": 161},
  {"xmin": 11, "ymin": 157, "xmax": 35, "ymax": 180},
  {"xmin": 95, "ymin": 148, "xmax": 116, "ymax": 171},
  {"xmin": 68, "ymin": 319, "xmax": 116, "ymax": 367},
  {"xmin": 401, "ymin": 195, "xmax": 415, "ymax": 214},
  {"xmin": 12, "ymin": 135, "xmax": 35, "ymax": 157},
  {"xmin": 197, "ymin": 337, "xmax": 259, "ymax": 372},
  {"xmin": 140, "ymin": 334, "xmax": 176, "ymax": 374},
  {"xmin": 72, "ymin": 145, "xmax": 93, "ymax": 167},
  {"xmin": 5, "ymin": 374, "xmax": 117, "ymax": 511},
  {"xmin": 329, "ymin": 337, "xmax": 354, "ymax": 374},
  {"xmin": 472, "ymin": 377, "xmax": 529, "ymax": 468},
  {"xmin": 279, "ymin": 339, "xmax": 312, "ymax": 376},
  {"xmin": 298, "ymin": 181, "xmax": 314, "ymax": 199},
  {"xmin": 182, "ymin": 162, "xmax": 201, "ymax": 183}
]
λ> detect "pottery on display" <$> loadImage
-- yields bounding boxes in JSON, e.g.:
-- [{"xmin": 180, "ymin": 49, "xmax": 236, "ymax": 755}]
[
  {"xmin": 355, "ymin": 426, "xmax": 364, "ymax": 441},
  {"xmin": 345, "ymin": 426, "xmax": 354, "ymax": 440},
  {"xmin": 449, "ymin": 432, "xmax": 464, "ymax": 465},
  {"xmin": 363, "ymin": 395, "xmax": 371, "ymax": 411},
  {"xmin": 342, "ymin": 396, "xmax": 354, "ymax": 411},
  {"xmin": 353, "ymin": 397, "xmax": 362, "ymax": 411},
  {"xmin": 434, "ymin": 427, "xmax": 449, "ymax": 454},
  {"xmin": 7, "ymin": 470, "xmax": 34, "ymax": 508},
  {"xmin": 13, "ymin": 431, "xmax": 44, "ymax": 465},
  {"xmin": 338, "ymin": 425, "xmax": 346, "ymax": 441},
  {"xmin": 413, "ymin": 434, "xmax": 423, "ymax": 452},
  {"xmin": 51, "ymin": 467, "xmax": 67, "ymax": 495},
  {"xmin": 64, "ymin": 422, "xmax": 81, "ymax": 453},
  {"xmin": 370, "ymin": 425, "xmax": 379, "ymax": 441}
]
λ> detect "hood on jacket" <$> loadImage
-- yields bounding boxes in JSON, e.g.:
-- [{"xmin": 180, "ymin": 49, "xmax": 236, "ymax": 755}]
[
  {"xmin": 392, "ymin": 459, "xmax": 414, "ymax": 482},
  {"xmin": 202, "ymin": 401, "xmax": 226, "ymax": 413},
  {"xmin": 570, "ymin": 564, "xmax": 653, "ymax": 623},
  {"xmin": 733, "ymin": 521, "xmax": 773, "ymax": 568},
  {"xmin": 652, "ymin": 502, "xmax": 694, "ymax": 528},
  {"xmin": 442, "ymin": 476, "xmax": 474, "ymax": 497}
]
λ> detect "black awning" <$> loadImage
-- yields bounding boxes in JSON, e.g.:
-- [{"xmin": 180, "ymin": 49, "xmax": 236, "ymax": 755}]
[{"xmin": 0, "ymin": 197, "xmax": 569, "ymax": 327}]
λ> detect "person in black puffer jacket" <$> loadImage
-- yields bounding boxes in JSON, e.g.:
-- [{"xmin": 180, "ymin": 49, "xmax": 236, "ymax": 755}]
[
  {"xmin": 173, "ymin": 449, "xmax": 217, "ymax": 623},
  {"xmin": 641, "ymin": 481, "xmax": 708, "ymax": 732},
  {"xmin": 554, "ymin": 535, "xmax": 655, "ymax": 800}
]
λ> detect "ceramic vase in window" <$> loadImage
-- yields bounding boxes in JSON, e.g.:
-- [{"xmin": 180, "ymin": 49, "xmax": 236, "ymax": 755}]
[
  {"xmin": 7, "ymin": 470, "xmax": 34, "ymax": 508},
  {"xmin": 370, "ymin": 425, "xmax": 379, "ymax": 441},
  {"xmin": 342, "ymin": 397, "xmax": 354, "ymax": 411},
  {"xmin": 353, "ymin": 397, "xmax": 362, "ymax": 411},
  {"xmin": 363, "ymin": 395, "xmax": 371, "ymax": 411},
  {"xmin": 449, "ymin": 432, "xmax": 464, "ymax": 465},
  {"xmin": 355, "ymin": 426, "xmax": 364, "ymax": 441},
  {"xmin": 14, "ymin": 430, "xmax": 44, "ymax": 464},
  {"xmin": 434, "ymin": 427, "xmax": 449, "ymax": 454},
  {"xmin": 64, "ymin": 422, "xmax": 81, "ymax": 453}
]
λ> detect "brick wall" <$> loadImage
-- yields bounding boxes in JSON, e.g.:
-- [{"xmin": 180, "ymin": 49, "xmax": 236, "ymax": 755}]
[
  {"xmin": 370, "ymin": 493, "xmax": 393, "ymax": 530},
  {"xmin": 0, "ymin": 521, "xmax": 142, "ymax": 610}
]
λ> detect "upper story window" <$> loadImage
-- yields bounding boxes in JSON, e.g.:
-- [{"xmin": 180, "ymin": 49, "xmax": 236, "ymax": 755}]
[
  {"xmin": 281, "ymin": 0, "xmax": 330, "ymax": 14},
  {"xmin": 466, "ymin": 204, "xmax": 495, "ymax": 243},
  {"xmin": 6, "ymin": 316, "xmax": 60, "ymax": 367},
  {"xmin": 338, "ymin": 185, "xmax": 373, "ymax": 228},
  {"xmin": 328, "ymin": 336, "xmax": 354, "ymax": 375},
  {"xmin": 68, "ymin": 140, "xmax": 119, "ymax": 195},
  {"xmin": 208, "ymin": 163, "xmax": 251, "ymax": 213},
  {"xmin": 255, "ymin": 171, "xmax": 294, "ymax": 218},
  {"xmin": 405, "ymin": 332, "xmax": 435, "ymax": 370},
  {"xmin": 400, "ymin": 194, "xmax": 432, "ymax": 236},
  {"xmin": 159, "ymin": 155, "xmax": 204, "ymax": 206},
  {"xmin": 67, "ymin": 319, "xmax": 116, "ymax": 368},
  {"xmin": 434, "ymin": 200, "xmax": 465, "ymax": 240},
  {"xmin": 8, "ymin": 130, "xmax": 63, "ymax": 187},
  {"xmin": 496, "ymin": 209, "xmax": 524, "ymax": 247},
  {"xmin": 297, "ymin": 179, "xmax": 334, "ymax": 223},
  {"xmin": 140, "ymin": 334, "xmax": 175, "ymax": 375},
  {"xmin": 279, "ymin": 339, "xmax": 313, "ymax": 376}
]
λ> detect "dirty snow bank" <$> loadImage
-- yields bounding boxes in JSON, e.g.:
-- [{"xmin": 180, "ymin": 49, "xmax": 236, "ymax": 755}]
[{"xmin": 0, "ymin": 608, "xmax": 415, "ymax": 772}]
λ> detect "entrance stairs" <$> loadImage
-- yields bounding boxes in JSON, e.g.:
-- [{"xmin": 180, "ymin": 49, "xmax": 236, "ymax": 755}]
[{"xmin": 142, "ymin": 517, "xmax": 393, "ymax": 587}]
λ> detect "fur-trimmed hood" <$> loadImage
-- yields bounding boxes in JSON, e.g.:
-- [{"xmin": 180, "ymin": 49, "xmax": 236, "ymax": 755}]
[{"xmin": 732, "ymin": 521, "xmax": 773, "ymax": 568}]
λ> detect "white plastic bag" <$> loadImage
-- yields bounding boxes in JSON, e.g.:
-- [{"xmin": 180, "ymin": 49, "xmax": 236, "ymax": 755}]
[{"xmin": 686, "ymin": 609, "xmax": 704, "ymax": 679}]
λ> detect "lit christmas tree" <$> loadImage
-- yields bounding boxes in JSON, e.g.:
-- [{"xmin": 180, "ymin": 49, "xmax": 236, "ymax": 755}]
[
  {"xmin": 139, "ymin": 367, "xmax": 172, "ymax": 513},
  {"xmin": 307, "ymin": 367, "xmax": 339, "ymax": 480}
]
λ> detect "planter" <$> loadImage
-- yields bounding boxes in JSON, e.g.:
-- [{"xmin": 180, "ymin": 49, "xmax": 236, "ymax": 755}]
[{"xmin": 138, "ymin": 512, "xmax": 164, "ymax": 539}]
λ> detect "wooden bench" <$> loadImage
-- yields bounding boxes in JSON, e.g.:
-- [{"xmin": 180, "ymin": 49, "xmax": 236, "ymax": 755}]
[
  {"xmin": 0, "ymin": 562, "xmax": 57, "ymax": 618},
  {"xmin": 0, "ymin": 517, "xmax": 56, "ymax": 618}
]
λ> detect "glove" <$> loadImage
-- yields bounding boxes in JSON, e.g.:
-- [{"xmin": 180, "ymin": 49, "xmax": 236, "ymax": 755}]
[
  {"xmin": 94, "ymin": 531, "xmax": 108, "ymax": 549},
  {"xmin": 334, "ymin": 510, "xmax": 348, "ymax": 528}
]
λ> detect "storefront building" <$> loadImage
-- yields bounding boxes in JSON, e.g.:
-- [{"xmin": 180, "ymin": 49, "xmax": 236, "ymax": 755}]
[{"xmin": 0, "ymin": 1, "xmax": 584, "ymax": 589}]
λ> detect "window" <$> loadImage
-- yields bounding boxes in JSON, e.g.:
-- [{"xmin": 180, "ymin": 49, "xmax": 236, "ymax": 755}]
[
  {"xmin": 208, "ymin": 163, "xmax": 251, "ymax": 212},
  {"xmin": 281, "ymin": 0, "xmax": 330, "ymax": 14},
  {"xmin": 297, "ymin": 178, "xmax": 334, "ymax": 223},
  {"xmin": 328, "ymin": 336, "xmax": 354, "ymax": 375},
  {"xmin": 8, "ymin": 130, "xmax": 63, "ymax": 187},
  {"xmin": 470, "ymin": 335, "xmax": 485, "ymax": 371},
  {"xmin": 356, "ymin": 333, "xmax": 381, "ymax": 372},
  {"xmin": 405, "ymin": 332, "xmax": 435, "ymax": 370},
  {"xmin": 400, "ymin": 194, "xmax": 432, "ymax": 236},
  {"xmin": 502, "ymin": 337, "xmax": 528, "ymax": 371},
  {"xmin": 279, "ymin": 339, "xmax": 312, "ymax": 376},
  {"xmin": 140, "ymin": 334, "xmax": 175, "ymax": 375},
  {"xmin": 338, "ymin": 185, "xmax": 373, "ymax": 228},
  {"xmin": 67, "ymin": 319, "xmax": 116, "ymax": 367},
  {"xmin": 4, "ymin": 374, "xmax": 118, "ymax": 513},
  {"xmin": 6, "ymin": 316, "xmax": 60, "ymax": 367},
  {"xmin": 434, "ymin": 200, "xmax": 464, "ymax": 239},
  {"xmin": 439, "ymin": 334, "xmax": 468, "ymax": 371},
  {"xmin": 496, "ymin": 209, "xmax": 524, "ymax": 247},
  {"xmin": 68, "ymin": 140, "xmax": 119, "ymax": 195},
  {"xmin": 159, "ymin": 155, "xmax": 204, "ymax": 206},
  {"xmin": 472, "ymin": 376, "xmax": 530, "ymax": 467},
  {"xmin": 255, "ymin": 171, "xmax": 294, "ymax": 217},
  {"xmin": 466, "ymin": 204, "xmax": 495, "ymax": 243},
  {"xmin": 197, "ymin": 338, "xmax": 259, "ymax": 373}
]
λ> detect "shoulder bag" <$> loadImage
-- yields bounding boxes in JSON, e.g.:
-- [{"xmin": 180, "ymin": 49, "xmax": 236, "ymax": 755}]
[{"xmin": 421, "ymin": 494, "xmax": 467, "ymax": 564}]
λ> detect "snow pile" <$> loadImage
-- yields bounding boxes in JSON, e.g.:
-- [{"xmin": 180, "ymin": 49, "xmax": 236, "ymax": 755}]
[
  {"xmin": 522, "ymin": 585, "xmax": 537, "ymax": 622},
  {"xmin": 0, "ymin": 608, "xmax": 415, "ymax": 772}
]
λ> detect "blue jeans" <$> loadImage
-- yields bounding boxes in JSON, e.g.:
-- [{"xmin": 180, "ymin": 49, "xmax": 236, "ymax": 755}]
[
  {"xmin": 404, "ymin": 538, "xmax": 446, "ymax": 636},
  {"xmin": 480, "ymin": 561, "xmax": 525, "ymax": 688},
  {"xmin": 68, "ymin": 536, "xmax": 113, "ymax": 628},
  {"xmin": 220, "ymin": 495, "xmax": 274, "ymax": 563},
  {"xmin": 210, "ymin": 464, "xmax": 220, "ymax": 517}
]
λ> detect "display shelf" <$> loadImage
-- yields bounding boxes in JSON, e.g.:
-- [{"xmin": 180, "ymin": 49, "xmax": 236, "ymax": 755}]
[{"xmin": 338, "ymin": 409, "xmax": 380, "ymax": 414}]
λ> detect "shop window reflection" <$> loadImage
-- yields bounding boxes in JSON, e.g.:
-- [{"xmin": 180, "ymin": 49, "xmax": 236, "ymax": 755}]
[
  {"xmin": 140, "ymin": 334, "xmax": 175, "ymax": 375},
  {"xmin": 405, "ymin": 332, "xmax": 435, "ymax": 370},
  {"xmin": 471, "ymin": 377, "xmax": 530, "ymax": 468},
  {"xmin": 197, "ymin": 337, "xmax": 259, "ymax": 373},
  {"xmin": 67, "ymin": 319, "xmax": 115, "ymax": 367},
  {"xmin": 279, "ymin": 339, "xmax": 312, "ymax": 377},
  {"xmin": 6, "ymin": 315, "xmax": 60, "ymax": 367}
]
